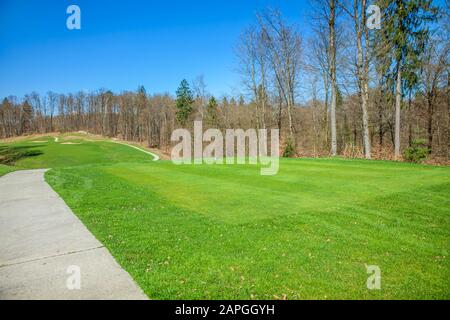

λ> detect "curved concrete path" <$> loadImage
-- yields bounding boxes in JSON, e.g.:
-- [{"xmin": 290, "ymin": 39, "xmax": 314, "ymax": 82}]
[{"xmin": 0, "ymin": 169, "xmax": 147, "ymax": 300}]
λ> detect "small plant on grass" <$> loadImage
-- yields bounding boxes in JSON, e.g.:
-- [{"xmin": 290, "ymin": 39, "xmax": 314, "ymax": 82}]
[{"xmin": 403, "ymin": 139, "xmax": 429, "ymax": 163}]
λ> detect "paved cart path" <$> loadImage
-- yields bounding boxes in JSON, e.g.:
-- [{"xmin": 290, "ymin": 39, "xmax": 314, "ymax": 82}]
[{"xmin": 0, "ymin": 169, "xmax": 147, "ymax": 300}]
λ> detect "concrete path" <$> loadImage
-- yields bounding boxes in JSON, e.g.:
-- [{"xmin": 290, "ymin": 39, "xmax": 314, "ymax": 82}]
[{"xmin": 0, "ymin": 169, "xmax": 148, "ymax": 300}]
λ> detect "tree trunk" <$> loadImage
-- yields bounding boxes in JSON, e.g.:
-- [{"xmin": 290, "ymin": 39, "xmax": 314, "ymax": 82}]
[
  {"xmin": 354, "ymin": 0, "xmax": 371, "ymax": 159},
  {"xmin": 277, "ymin": 92, "xmax": 282, "ymax": 133},
  {"xmin": 361, "ymin": 85, "xmax": 371, "ymax": 159},
  {"xmin": 323, "ymin": 77, "xmax": 329, "ymax": 149},
  {"xmin": 427, "ymin": 97, "xmax": 434, "ymax": 154},
  {"xmin": 260, "ymin": 61, "xmax": 267, "ymax": 130},
  {"xmin": 329, "ymin": 0, "xmax": 338, "ymax": 156},
  {"xmin": 395, "ymin": 66, "xmax": 402, "ymax": 159},
  {"xmin": 447, "ymin": 71, "xmax": 450, "ymax": 157},
  {"xmin": 378, "ymin": 94, "xmax": 384, "ymax": 149},
  {"xmin": 287, "ymin": 95, "xmax": 294, "ymax": 141}
]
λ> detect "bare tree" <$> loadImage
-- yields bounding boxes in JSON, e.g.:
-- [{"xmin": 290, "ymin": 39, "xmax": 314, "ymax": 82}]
[
  {"xmin": 307, "ymin": 23, "xmax": 331, "ymax": 151},
  {"xmin": 309, "ymin": 0, "xmax": 340, "ymax": 156},
  {"xmin": 329, "ymin": 0, "xmax": 339, "ymax": 156},
  {"xmin": 192, "ymin": 75, "xmax": 208, "ymax": 120},
  {"xmin": 236, "ymin": 25, "xmax": 269, "ymax": 130},
  {"xmin": 339, "ymin": 0, "xmax": 372, "ymax": 159},
  {"xmin": 47, "ymin": 91, "xmax": 57, "ymax": 132},
  {"xmin": 258, "ymin": 9, "xmax": 302, "ymax": 142},
  {"xmin": 418, "ymin": 32, "xmax": 449, "ymax": 153}
]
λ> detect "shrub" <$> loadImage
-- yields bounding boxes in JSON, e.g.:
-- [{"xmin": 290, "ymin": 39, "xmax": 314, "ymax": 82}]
[
  {"xmin": 283, "ymin": 139, "xmax": 296, "ymax": 158},
  {"xmin": 403, "ymin": 139, "xmax": 429, "ymax": 163}
]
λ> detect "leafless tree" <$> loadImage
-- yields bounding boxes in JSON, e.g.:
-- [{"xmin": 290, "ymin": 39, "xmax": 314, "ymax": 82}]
[
  {"xmin": 258, "ymin": 9, "xmax": 302, "ymax": 141},
  {"xmin": 338, "ymin": 0, "xmax": 372, "ymax": 159}
]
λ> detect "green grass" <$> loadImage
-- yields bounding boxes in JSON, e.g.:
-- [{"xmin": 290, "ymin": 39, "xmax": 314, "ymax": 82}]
[
  {"xmin": 0, "ymin": 135, "xmax": 153, "ymax": 169},
  {"xmin": 0, "ymin": 164, "xmax": 17, "ymax": 177},
  {"xmin": 1, "ymin": 134, "xmax": 449, "ymax": 299}
]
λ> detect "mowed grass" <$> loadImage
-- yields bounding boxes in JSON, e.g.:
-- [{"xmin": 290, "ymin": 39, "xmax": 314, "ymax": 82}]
[
  {"xmin": 1, "ymin": 134, "xmax": 449, "ymax": 299},
  {"xmin": 0, "ymin": 134, "xmax": 153, "ymax": 169},
  {"xmin": 0, "ymin": 164, "xmax": 17, "ymax": 177}
]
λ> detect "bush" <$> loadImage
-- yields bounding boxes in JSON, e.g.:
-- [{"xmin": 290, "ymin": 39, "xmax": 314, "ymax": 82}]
[
  {"xmin": 403, "ymin": 139, "xmax": 429, "ymax": 163},
  {"xmin": 283, "ymin": 139, "xmax": 296, "ymax": 158}
]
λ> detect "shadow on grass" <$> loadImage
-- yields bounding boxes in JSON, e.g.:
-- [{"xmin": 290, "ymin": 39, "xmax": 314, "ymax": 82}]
[{"xmin": 0, "ymin": 145, "xmax": 44, "ymax": 165}]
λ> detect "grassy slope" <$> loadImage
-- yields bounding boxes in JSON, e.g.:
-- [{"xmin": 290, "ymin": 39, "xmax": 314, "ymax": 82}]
[
  {"xmin": 0, "ymin": 135, "xmax": 153, "ymax": 169},
  {"xmin": 46, "ymin": 158, "xmax": 450, "ymax": 300},
  {"xmin": 1, "ymin": 134, "xmax": 449, "ymax": 299},
  {"xmin": 0, "ymin": 164, "xmax": 17, "ymax": 177}
]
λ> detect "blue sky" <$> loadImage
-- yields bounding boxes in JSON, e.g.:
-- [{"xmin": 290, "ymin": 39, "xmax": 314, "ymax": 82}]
[{"xmin": 0, "ymin": 0, "xmax": 309, "ymax": 98}]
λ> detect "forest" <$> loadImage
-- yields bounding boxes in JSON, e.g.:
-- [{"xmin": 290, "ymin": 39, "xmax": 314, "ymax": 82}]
[{"xmin": 1, "ymin": 0, "xmax": 449, "ymax": 164}]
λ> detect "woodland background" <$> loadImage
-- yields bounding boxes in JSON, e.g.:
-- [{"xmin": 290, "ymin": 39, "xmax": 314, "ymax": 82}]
[{"xmin": 1, "ymin": 0, "xmax": 449, "ymax": 164}]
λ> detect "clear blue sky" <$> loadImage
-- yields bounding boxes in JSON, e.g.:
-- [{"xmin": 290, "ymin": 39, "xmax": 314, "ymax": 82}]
[{"xmin": 0, "ymin": 0, "xmax": 309, "ymax": 99}]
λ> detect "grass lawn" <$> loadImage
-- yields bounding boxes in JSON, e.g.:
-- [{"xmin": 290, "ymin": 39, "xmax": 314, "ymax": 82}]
[
  {"xmin": 0, "ymin": 134, "xmax": 153, "ymax": 169},
  {"xmin": 1, "ymin": 134, "xmax": 449, "ymax": 299}
]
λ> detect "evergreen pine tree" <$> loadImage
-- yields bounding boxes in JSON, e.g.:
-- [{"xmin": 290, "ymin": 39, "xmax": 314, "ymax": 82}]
[
  {"xmin": 21, "ymin": 101, "xmax": 33, "ymax": 134},
  {"xmin": 206, "ymin": 96, "xmax": 219, "ymax": 127},
  {"xmin": 376, "ymin": 0, "xmax": 438, "ymax": 157},
  {"xmin": 175, "ymin": 79, "xmax": 194, "ymax": 126}
]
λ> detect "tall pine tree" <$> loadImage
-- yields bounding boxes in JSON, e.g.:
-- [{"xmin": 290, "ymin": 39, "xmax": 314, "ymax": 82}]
[
  {"xmin": 175, "ymin": 79, "xmax": 194, "ymax": 126},
  {"xmin": 377, "ymin": 0, "xmax": 437, "ymax": 158},
  {"xmin": 205, "ymin": 96, "xmax": 219, "ymax": 127}
]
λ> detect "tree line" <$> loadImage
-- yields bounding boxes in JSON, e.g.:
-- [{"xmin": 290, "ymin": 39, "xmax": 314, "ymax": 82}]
[{"xmin": 0, "ymin": 1, "xmax": 449, "ymax": 162}]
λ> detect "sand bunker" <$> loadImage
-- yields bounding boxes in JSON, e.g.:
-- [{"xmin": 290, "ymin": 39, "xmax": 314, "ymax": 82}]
[{"xmin": 61, "ymin": 142, "xmax": 82, "ymax": 145}]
